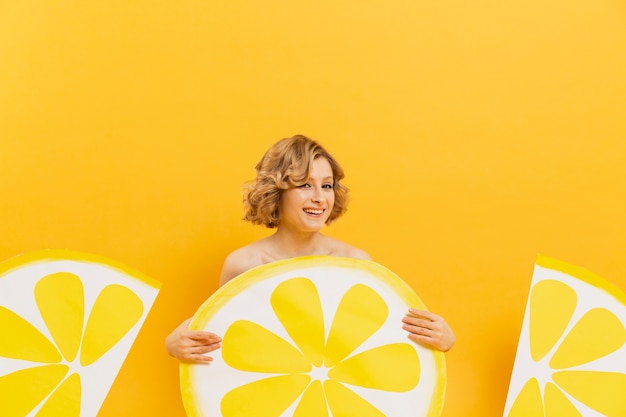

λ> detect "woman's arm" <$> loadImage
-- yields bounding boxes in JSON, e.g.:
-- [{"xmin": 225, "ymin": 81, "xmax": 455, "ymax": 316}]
[{"xmin": 165, "ymin": 249, "xmax": 255, "ymax": 362}]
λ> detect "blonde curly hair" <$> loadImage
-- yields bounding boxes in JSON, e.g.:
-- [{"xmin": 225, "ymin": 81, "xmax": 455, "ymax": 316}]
[{"xmin": 243, "ymin": 135, "xmax": 349, "ymax": 228}]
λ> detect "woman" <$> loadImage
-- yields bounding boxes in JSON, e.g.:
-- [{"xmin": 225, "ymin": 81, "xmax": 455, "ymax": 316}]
[{"xmin": 166, "ymin": 135, "xmax": 455, "ymax": 363}]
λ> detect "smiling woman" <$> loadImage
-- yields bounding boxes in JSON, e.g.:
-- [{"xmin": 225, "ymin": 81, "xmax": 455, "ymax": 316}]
[
  {"xmin": 217, "ymin": 135, "xmax": 371, "ymax": 283},
  {"xmin": 165, "ymin": 135, "xmax": 456, "ymax": 366}
]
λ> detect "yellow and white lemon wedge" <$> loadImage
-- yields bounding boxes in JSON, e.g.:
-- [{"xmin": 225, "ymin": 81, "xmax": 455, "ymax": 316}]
[
  {"xmin": 181, "ymin": 256, "xmax": 446, "ymax": 417},
  {"xmin": 504, "ymin": 255, "xmax": 626, "ymax": 417},
  {"xmin": 0, "ymin": 250, "xmax": 161, "ymax": 417}
]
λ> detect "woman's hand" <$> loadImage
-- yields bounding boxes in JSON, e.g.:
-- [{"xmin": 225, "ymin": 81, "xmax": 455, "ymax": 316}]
[
  {"xmin": 402, "ymin": 308, "xmax": 456, "ymax": 352},
  {"xmin": 165, "ymin": 319, "xmax": 222, "ymax": 363}
]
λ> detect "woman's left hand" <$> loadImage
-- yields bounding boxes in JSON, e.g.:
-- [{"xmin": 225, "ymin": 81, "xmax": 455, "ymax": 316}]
[{"xmin": 402, "ymin": 308, "xmax": 456, "ymax": 352}]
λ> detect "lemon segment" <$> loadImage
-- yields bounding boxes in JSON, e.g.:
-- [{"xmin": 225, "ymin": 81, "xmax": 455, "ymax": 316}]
[
  {"xmin": 270, "ymin": 277, "xmax": 326, "ymax": 367},
  {"xmin": 329, "ymin": 343, "xmax": 420, "ymax": 391},
  {"xmin": 222, "ymin": 320, "xmax": 312, "ymax": 373},
  {"xmin": 507, "ymin": 378, "xmax": 543, "ymax": 417},
  {"xmin": 544, "ymin": 382, "xmax": 582, "ymax": 417},
  {"xmin": 293, "ymin": 380, "xmax": 328, "ymax": 417},
  {"xmin": 324, "ymin": 284, "xmax": 388, "ymax": 368},
  {"xmin": 220, "ymin": 374, "xmax": 311, "ymax": 417},
  {"xmin": 0, "ymin": 364, "xmax": 68, "ymax": 417},
  {"xmin": 35, "ymin": 373, "xmax": 81, "ymax": 417},
  {"xmin": 0, "ymin": 307, "xmax": 62, "ymax": 363},
  {"xmin": 553, "ymin": 371, "xmax": 626, "ymax": 416},
  {"xmin": 549, "ymin": 308, "xmax": 626, "ymax": 369},
  {"xmin": 324, "ymin": 379, "xmax": 386, "ymax": 417},
  {"xmin": 80, "ymin": 284, "xmax": 144, "ymax": 366},
  {"xmin": 34, "ymin": 272, "xmax": 84, "ymax": 363},
  {"xmin": 529, "ymin": 280, "xmax": 577, "ymax": 362}
]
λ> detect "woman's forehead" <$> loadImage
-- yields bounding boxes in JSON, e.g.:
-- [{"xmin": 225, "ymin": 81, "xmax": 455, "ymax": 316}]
[{"xmin": 309, "ymin": 157, "xmax": 334, "ymax": 178}]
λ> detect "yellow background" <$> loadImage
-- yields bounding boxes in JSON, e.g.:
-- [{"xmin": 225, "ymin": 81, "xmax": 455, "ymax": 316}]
[{"xmin": 1, "ymin": 1, "xmax": 625, "ymax": 416}]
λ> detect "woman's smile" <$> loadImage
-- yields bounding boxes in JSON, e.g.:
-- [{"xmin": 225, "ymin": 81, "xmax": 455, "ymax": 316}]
[{"xmin": 303, "ymin": 208, "xmax": 325, "ymax": 216}]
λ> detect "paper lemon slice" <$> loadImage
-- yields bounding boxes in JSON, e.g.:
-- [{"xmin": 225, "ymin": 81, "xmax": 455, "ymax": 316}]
[
  {"xmin": 0, "ymin": 250, "xmax": 161, "ymax": 417},
  {"xmin": 503, "ymin": 255, "xmax": 626, "ymax": 417},
  {"xmin": 181, "ymin": 256, "xmax": 446, "ymax": 417}
]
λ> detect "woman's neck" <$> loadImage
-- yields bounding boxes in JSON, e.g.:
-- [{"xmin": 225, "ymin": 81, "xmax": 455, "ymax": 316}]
[{"xmin": 268, "ymin": 227, "xmax": 326, "ymax": 259}]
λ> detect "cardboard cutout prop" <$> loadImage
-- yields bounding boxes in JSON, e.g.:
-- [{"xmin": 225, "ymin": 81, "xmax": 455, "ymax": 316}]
[
  {"xmin": 181, "ymin": 256, "xmax": 446, "ymax": 417},
  {"xmin": 0, "ymin": 250, "xmax": 161, "ymax": 417},
  {"xmin": 503, "ymin": 255, "xmax": 626, "ymax": 416}
]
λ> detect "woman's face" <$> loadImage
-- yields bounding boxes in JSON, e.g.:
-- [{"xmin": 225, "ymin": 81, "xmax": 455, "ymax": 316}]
[{"xmin": 278, "ymin": 157, "xmax": 336, "ymax": 232}]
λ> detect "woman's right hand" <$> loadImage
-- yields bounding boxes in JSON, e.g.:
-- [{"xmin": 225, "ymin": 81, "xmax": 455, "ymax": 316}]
[{"xmin": 165, "ymin": 319, "xmax": 222, "ymax": 363}]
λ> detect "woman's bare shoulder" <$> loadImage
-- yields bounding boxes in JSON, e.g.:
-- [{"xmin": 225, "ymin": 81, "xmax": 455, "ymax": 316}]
[{"xmin": 219, "ymin": 243, "xmax": 265, "ymax": 285}]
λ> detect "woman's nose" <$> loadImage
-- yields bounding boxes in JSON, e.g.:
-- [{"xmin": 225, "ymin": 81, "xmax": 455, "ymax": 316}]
[{"xmin": 312, "ymin": 188, "xmax": 325, "ymax": 203}]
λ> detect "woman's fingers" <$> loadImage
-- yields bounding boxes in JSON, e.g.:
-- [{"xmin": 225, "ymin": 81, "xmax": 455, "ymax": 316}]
[
  {"xmin": 166, "ymin": 320, "xmax": 223, "ymax": 363},
  {"xmin": 402, "ymin": 308, "xmax": 456, "ymax": 352}
]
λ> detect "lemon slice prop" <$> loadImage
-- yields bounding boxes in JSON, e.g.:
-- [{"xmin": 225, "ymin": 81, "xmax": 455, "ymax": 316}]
[
  {"xmin": 503, "ymin": 255, "xmax": 626, "ymax": 417},
  {"xmin": 181, "ymin": 256, "xmax": 446, "ymax": 417},
  {"xmin": 0, "ymin": 250, "xmax": 161, "ymax": 417}
]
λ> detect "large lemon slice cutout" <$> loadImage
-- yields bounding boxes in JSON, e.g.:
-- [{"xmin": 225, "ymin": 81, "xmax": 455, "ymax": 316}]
[
  {"xmin": 0, "ymin": 250, "xmax": 161, "ymax": 417},
  {"xmin": 503, "ymin": 255, "xmax": 626, "ymax": 416},
  {"xmin": 181, "ymin": 256, "xmax": 446, "ymax": 417}
]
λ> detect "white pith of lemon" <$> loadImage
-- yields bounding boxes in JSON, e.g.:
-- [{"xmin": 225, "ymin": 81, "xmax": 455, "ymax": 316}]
[
  {"xmin": 504, "ymin": 255, "xmax": 626, "ymax": 416},
  {"xmin": 0, "ymin": 250, "xmax": 161, "ymax": 417},
  {"xmin": 181, "ymin": 256, "xmax": 446, "ymax": 417}
]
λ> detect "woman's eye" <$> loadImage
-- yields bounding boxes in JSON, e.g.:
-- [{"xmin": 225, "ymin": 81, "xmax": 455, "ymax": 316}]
[
  {"xmin": 322, "ymin": 184, "xmax": 333, "ymax": 189},
  {"xmin": 297, "ymin": 183, "xmax": 311, "ymax": 188}
]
